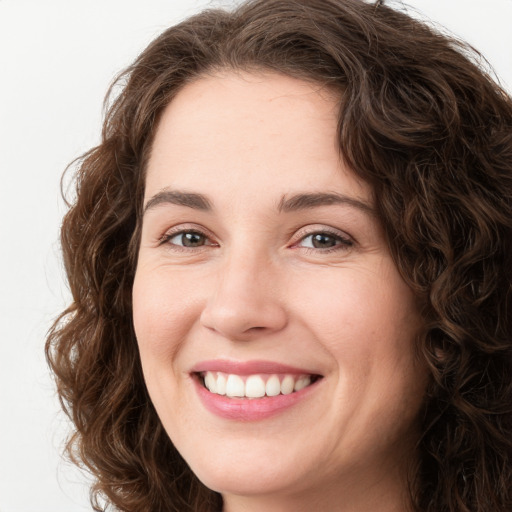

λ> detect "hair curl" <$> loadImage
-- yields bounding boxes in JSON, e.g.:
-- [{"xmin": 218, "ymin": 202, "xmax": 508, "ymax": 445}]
[{"xmin": 46, "ymin": 0, "xmax": 512, "ymax": 510}]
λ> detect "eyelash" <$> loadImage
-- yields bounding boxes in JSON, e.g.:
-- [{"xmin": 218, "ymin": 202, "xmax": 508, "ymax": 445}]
[
  {"xmin": 159, "ymin": 228, "xmax": 217, "ymax": 252},
  {"xmin": 293, "ymin": 228, "xmax": 353, "ymax": 254},
  {"xmin": 159, "ymin": 226, "xmax": 353, "ymax": 254}
]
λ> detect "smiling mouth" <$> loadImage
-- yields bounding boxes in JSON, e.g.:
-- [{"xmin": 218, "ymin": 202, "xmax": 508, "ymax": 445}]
[{"xmin": 197, "ymin": 371, "xmax": 322, "ymax": 399}]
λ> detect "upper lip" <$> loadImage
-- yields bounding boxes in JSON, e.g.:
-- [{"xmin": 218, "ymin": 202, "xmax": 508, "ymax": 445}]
[{"xmin": 190, "ymin": 359, "xmax": 321, "ymax": 376}]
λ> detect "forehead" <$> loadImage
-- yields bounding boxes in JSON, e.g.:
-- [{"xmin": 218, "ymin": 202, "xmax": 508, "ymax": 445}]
[{"xmin": 145, "ymin": 71, "xmax": 370, "ymax": 205}]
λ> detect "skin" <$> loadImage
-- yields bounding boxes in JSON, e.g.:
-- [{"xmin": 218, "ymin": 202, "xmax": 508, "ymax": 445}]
[{"xmin": 133, "ymin": 71, "xmax": 428, "ymax": 512}]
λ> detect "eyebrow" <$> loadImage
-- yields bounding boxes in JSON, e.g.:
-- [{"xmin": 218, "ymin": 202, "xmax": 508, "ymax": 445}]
[
  {"xmin": 278, "ymin": 192, "xmax": 375, "ymax": 215},
  {"xmin": 144, "ymin": 190, "xmax": 212, "ymax": 214},
  {"xmin": 143, "ymin": 189, "xmax": 375, "ymax": 216}
]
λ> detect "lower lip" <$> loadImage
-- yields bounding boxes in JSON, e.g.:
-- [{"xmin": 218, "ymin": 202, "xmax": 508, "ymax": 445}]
[{"xmin": 193, "ymin": 376, "xmax": 321, "ymax": 421}]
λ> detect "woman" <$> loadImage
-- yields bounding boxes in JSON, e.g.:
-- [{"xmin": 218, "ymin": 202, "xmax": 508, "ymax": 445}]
[{"xmin": 46, "ymin": 0, "xmax": 512, "ymax": 510}]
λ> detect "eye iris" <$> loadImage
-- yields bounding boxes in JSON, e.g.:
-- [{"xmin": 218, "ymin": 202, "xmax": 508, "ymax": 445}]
[
  {"xmin": 312, "ymin": 233, "xmax": 337, "ymax": 248},
  {"xmin": 182, "ymin": 232, "xmax": 205, "ymax": 247}
]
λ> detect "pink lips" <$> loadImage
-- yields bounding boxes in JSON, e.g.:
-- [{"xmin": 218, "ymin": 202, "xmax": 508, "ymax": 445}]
[
  {"xmin": 191, "ymin": 359, "xmax": 322, "ymax": 421},
  {"xmin": 190, "ymin": 359, "xmax": 317, "ymax": 375}
]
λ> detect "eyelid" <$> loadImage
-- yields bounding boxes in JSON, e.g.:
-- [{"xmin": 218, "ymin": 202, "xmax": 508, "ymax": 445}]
[
  {"xmin": 157, "ymin": 223, "xmax": 354, "ymax": 253},
  {"xmin": 159, "ymin": 223, "xmax": 218, "ymax": 247},
  {"xmin": 290, "ymin": 225, "xmax": 355, "ymax": 253},
  {"xmin": 291, "ymin": 224, "xmax": 354, "ymax": 244}
]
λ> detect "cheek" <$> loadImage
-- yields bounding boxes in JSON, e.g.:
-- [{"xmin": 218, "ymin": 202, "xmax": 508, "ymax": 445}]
[
  {"xmin": 293, "ymin": 262, "xmax": 425, "ymax": 407},
  {"xmin": 132, "ymin": 267, "xmax": 203, "ymax": 366},
  {"xmin": 294, "ymin": 262, "xmax": 420, "ymax": 348}
]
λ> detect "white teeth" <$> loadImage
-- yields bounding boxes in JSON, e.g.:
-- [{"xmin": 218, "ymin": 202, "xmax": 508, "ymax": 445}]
[
  {"xmin": 226, "ymin": 374, "xmax": 245, "ymax": 397},
  {"xmin": 280, "ymin": 375, "xmax": 295, "ymax": 395},
  {"xmin": 294, "ymin": 376, "xmax": 311, "ymax": 391},
  {"xmin": 202, "ymin": 371, "xmax": 314, "ymax": 398},
  {"xmin": 204, "ymin": 371, "xmax": 216, "ymax": 393},
  {"xmin": 265, "ymin": 375, "xmax": 281, "ymax": 396},
  {"xmin": 245, "ymin": 375, "xmax": 266, "ymax": 398},
  {"xmin": 216, "ymin": 373, "xmax": 227, "ymax": 395}
]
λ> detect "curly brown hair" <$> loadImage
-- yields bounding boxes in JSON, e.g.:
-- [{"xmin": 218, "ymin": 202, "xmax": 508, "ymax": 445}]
[{"xmin": 46, "ymin": 0, "xmax": 512, "ymax": 510}]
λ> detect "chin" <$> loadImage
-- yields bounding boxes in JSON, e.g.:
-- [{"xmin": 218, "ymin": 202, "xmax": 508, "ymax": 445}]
[
  {"xmin": 193, "ymin": 459, "xmax": 308, "ymax": 499},
  {"xmin": 175, "ymin": 433, "xmax": 313, "ymax": 498}
]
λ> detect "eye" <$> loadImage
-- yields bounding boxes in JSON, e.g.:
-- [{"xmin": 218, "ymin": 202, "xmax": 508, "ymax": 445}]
[
  {"xmin": 171, "ymin": 231, "xmax": 207, "ymax": 247},
  {"xmin": 161, "ymin": 229, "xmax": 216, "ymax": 250},
  {"xmin": 296, "ymin": 230, "xmax": 353, "ymax": 252}
]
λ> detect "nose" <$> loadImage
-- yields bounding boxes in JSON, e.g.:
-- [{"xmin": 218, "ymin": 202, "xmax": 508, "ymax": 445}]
[{"xmin": 199, "ymin": 251, "xmax": 288, "ymax": 342}]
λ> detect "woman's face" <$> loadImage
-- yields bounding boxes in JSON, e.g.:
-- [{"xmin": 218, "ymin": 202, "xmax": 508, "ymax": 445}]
[{"xmin": 133, "ymin": 71, "xmax": 427, "ymax": 510}]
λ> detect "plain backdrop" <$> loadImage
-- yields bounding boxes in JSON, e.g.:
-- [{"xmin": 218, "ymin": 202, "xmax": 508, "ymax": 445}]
[{"xmin": 0, "ymin": 1, "xmax": 511, "ymax": 510}]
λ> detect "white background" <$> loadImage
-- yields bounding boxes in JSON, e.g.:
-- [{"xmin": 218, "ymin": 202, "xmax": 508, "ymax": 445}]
[{"xmin": 0, "ymin": 1, "xmax": 511, "ymax": 510}]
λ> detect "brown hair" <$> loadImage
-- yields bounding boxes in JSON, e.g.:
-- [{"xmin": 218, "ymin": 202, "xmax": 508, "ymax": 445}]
[{"xmin": 46, "ymin": 0, "xmax": 512, "ymax": 510}]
